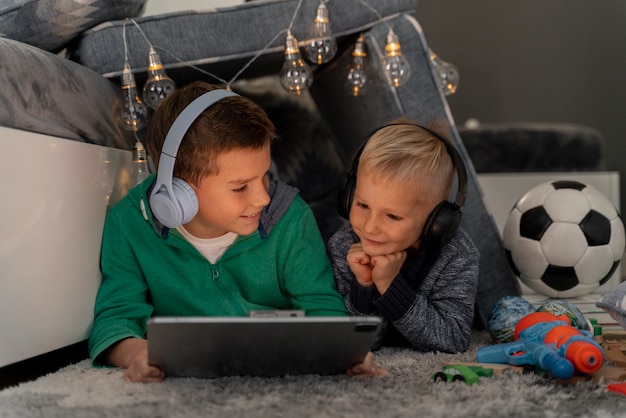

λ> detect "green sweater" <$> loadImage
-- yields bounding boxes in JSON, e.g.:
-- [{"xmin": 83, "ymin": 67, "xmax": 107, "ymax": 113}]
[{"xmin": 89, "ymin": 175, "xmax": 347, "ymax": 365}]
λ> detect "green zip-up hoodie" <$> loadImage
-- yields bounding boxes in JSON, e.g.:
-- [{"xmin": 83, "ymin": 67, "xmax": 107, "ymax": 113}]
[{"xmin": 89, "ymin": 175, "xmax": 347, "ymax": 365}]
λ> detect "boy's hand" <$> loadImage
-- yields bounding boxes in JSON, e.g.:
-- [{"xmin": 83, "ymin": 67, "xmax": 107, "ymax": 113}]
[
  {"xmin": 123, "ymin": 348, "xmax": 165, "ymax": 383},
  {"xmin": 346, "ymin": 243, "xmax": 374, "ymax": 287},
  {"xmin": 107, "ymin": 338, "xmax": 165, "ymax": 383},
  {"xmin": 348, "ymin": 352, "xmax": 388, "ymax": 379},
  {"xmin": 370, "ymin": 251, "xmax": 406, "ymax": 294}
]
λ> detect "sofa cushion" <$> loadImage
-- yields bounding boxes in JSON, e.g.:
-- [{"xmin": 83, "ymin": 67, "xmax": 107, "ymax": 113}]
[
  {"xmin": 458, "ymin": 122, "xmax": 605, "ymax": 173},
  {"xmin": 0, "ymin": 0, "xmax": 146, "ymax": 53},
  {"xmin": 0, "ymin": 37, "xmax": 135, "ymax": 150},
  {"xmin": 67, "ymin": 0, "xmax": 416, "ymax": 81}
]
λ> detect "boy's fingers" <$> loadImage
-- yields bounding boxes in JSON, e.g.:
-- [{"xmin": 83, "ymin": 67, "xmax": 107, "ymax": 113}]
[{"xmin": 348, "ymin": 352, "xmax": 388, "ymax": 379}]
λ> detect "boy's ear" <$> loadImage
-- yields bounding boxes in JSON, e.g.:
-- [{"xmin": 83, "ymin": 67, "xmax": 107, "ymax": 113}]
[{"xmin": 150, "ymin": 89, "xmax": 239, "ymax": 228}]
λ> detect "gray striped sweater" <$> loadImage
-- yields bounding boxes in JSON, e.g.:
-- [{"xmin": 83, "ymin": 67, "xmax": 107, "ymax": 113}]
[{"xmin": 327, "ymin": 224, "xmax": 479, "ymax": 353}]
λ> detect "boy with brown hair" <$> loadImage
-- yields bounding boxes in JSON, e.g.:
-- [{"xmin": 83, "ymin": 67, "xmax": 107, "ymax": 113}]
[
  {"xmin": 328, "ymin": 121, "xmax": 479, "ymax": 353},
  {"xmin": 90, "ymin": 81, "xmax": 384, "ymax": 382}
]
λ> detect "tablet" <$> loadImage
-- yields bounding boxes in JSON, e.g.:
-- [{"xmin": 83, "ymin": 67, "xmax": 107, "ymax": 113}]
[{"xmin": 147, "ymin": 316, "xmax": 382, "ymax": 378}]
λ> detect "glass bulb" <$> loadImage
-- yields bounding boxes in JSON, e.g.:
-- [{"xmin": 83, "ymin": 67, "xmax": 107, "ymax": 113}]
[
  {"xmin": 131, "ymin": 140, "xmax": 151, "ymax": 186},
  {"xmin": 120, "ymin": 65, "xmax": 149, "ymax": 131},
  {"xmin": 430, "ymin": 49, "xmax": 460, "ymax": 96},
  {"xmin": 382, "ymin": 29, "xmax": 411, "ymax": 88},
  {"xmin": 345, "ymin": 34, "xmax": 367, "ymax": 97},
  {"xmin": 143, "ymin": 47, "xmax": 177, "ymax": 110},
  {"xmin": 279, "ymin": 32, "xmax": 313, "ymax": 95},
  {"xmin": 303, "ymin": 2, "xmax": 337, "ymax": 65}
]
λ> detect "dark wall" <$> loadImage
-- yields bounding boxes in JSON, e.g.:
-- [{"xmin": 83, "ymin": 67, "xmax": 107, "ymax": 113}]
[{"xmin": 416, "ymin": 0, "xmax": 626, "ymax": 214}]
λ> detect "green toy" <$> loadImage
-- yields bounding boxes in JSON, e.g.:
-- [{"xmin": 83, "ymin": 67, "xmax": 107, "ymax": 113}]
[{"xmin": 432, "ymin": 364, "xmax": 494, "ymax": 386}]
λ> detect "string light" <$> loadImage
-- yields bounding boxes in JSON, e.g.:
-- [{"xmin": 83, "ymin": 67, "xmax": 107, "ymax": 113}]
[
  {"xmin": 119, "ymin": 63, "xmax": 149, "ymax": 131},
  {"xmin": 382, "ymin": 29, "xmax": 410, "ymax": 88},
  {"xmin": 143, "ymin": 46, "xmax": 177, "ymax": 110},
  {"xmin": 303, "ymin": 2, "xmax": 337, "ymax": 65},
  {"xmin": 345, "ymin": 33, "xmax": 368, "ymax": 96},
  {"xmin": 120, "ymin": 21, "xmax": 148, "ymax": 131},
  {"xmin": 130, "ymin": 140, "xmax": 151, "ymax": 185},
  {"xmin": 279, "ymin": 30, "xmax": 314, "ymax": 95},
  {"xmin": 126, "ymin": 19, "xmax": 177, "ymax": 110},
  {"xmin": 429, "ymin": 48, "xmax": 460, "ymax": 96},
  {"xmin": 118, "ymin": 2, "xmax": 444, "ymax": 120}
]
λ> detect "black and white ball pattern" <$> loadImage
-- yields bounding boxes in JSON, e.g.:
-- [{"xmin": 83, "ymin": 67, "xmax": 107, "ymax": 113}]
[{"xmin": 503, "ymin": 180, "xmax": 625, "ymax": 298}]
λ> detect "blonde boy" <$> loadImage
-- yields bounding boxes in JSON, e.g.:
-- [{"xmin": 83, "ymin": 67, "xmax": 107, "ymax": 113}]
[{"xmin": 328, "ymin": 121, "xmax": 479, "ymax": 353}]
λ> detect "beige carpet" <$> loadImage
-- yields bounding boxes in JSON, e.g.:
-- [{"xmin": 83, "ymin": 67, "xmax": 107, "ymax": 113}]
[{"xmin": 0, "ymin": 331, "xmax": 623, "ymax": 418}]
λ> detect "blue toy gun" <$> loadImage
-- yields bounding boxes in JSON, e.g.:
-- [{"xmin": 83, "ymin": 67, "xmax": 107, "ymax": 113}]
[{"xmin": 477, "ymin": 313, "xmax": 604, "ymax": 380}]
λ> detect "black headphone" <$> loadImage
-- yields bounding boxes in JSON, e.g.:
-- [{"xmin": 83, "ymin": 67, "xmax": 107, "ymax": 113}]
[
  {"xmin": 337, "ymin": 123, "xmax": 468, "ymax": 250},
  {"xmin": 149, "ymin": 89, "xmax": 240, "ymax": 228}
]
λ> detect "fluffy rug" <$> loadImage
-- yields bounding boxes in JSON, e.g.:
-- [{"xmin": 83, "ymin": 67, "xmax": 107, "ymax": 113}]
[{"xmin": 0, "ymin": 331, "xmax": 623, "ymax": 418}]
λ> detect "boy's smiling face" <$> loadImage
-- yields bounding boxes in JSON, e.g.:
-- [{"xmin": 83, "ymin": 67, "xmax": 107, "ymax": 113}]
[
  {"xmin": 185, "ymin": 144, "xmax": 272, "ymax": 239},
  {"xmin": 349, "ymin": 167, "xmax": 441, "ymax": 256}
]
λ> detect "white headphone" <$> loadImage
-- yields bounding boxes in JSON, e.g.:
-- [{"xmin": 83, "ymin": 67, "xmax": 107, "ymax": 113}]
[{"xmin": 149, "ymin": 89, "xmax": 240, "ymax": 228}]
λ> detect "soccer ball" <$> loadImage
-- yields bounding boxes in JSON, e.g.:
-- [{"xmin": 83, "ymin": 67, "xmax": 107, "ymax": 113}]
[{"xmin": 503, "ymin": 180, "xmax": 626, "ymax": 298}]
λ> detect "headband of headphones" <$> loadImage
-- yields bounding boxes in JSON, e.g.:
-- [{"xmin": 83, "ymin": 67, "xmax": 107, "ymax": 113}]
[
  {"xmin": 149, "ymin": 89, "xmax": 240, "ymax": 228},
  {"xmin": 348, "ymin": 123, "xmax": 468, "ymax": 208}
]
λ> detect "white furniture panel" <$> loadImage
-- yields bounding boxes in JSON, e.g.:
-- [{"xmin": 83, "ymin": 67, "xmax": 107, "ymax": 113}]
[{"xmin": 0, "ymin": 127, "xmax": 131, "ymax": 367}]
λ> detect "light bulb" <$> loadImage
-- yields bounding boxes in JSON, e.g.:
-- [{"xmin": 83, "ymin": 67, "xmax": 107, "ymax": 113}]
[
  {"xmin": 131, "ymin": 140, "xmax": 151, "ymax": 186},
  {"xmin": 345, "ymin": 34, "xmax": 367, "ymax": 97},
  {"xmin": 382, "ymin": 29, "xmax": 411, "ymax": 88},
  {"xmin": 429, "ymin": 49, "xmax": 460, "ymax": 96},
  {"xmin": 120, "ymin": 64, "xmax": 149, "ymax": 131},
  {"xmin": 143, "ymin": 46, "xmax": 177, "ymax": 110},
  {"xmin": 279, "ymin": 32, "xmax": 313, "ymax": 95},
  {"xmin": 303, "ymin": 2, "xmax": 337, "ymax": 65}
]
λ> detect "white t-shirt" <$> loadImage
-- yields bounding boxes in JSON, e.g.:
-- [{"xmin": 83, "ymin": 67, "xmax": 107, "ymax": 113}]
[{"xmin": 176, "ymin": 226, "xmax": 238, "ymax": 263}]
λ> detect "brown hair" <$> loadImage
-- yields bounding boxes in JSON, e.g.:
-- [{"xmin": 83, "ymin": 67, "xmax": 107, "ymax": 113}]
[
  {"xmin": 358, "ymin": 119, "xmax": 454, "ymax": 203},
  {"xmin": 146, "ymin": 81, "xmax": 276, "ymax": 186}
]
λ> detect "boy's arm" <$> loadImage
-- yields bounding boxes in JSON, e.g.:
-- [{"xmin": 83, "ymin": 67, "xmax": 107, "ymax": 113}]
[
  {"xmin": 279, "ymin": 197, "xmax": 348, "ymax": 316},
  {"xmin": 89, "ymin": 210, "xmax": 154, "ymax": 366},
  {"xmin": 374, "ymin": 231, "xmax": 479, "ymax": 353},
  {"xmin": 327, "ymin": 226, "xmax": 380, "ymax": 315}
]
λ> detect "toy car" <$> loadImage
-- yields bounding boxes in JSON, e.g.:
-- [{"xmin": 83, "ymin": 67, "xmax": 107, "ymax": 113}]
[{"xmin": 432, "ymin": 364, "xmax": 493, "ymax": 386}]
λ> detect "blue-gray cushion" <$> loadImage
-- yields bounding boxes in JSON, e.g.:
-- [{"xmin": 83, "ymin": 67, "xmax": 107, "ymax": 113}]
[
  {"xmin": 0, "ymin": 0, "xmax": 146, "ymax": 53},
  {"xmin": 67, "ymin": 0, "xmax": 415, "ymax": 81},
  {"xmin": 0, "ymin": 37, "xmax": 135, "ymax": 150}
]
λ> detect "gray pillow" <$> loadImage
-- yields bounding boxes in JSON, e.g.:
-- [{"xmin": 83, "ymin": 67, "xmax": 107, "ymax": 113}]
[
  {"xmin": 597, "ymin": 281, "xmax": 626, "ymax": 330},
  {"xmin": 0, "ymin": 0, "xmax": 146, "ymax": 52},
  {"xmin": 0, "ymin": 37, "xmax": 135, "ymax": 150}
]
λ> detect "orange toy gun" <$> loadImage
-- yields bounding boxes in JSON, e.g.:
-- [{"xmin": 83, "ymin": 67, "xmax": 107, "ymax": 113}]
[{"xmin": 477, "ymin": 312, "xmax": 604, "ymax": 380}]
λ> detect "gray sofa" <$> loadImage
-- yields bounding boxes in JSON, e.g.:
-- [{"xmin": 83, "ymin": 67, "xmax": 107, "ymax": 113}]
[{"xmin": 1, "ymin": 0, "xmax": 518, "ymax": 350}]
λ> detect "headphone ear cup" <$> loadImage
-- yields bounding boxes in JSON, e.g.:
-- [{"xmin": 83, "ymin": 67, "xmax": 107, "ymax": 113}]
[
  {"xmin": 422, "ymin": 201, "xmax": 462, "ymax": 250},
  {"xmin": 150, "ymin": 177, "xmax": 199, "ymax": 228},
  {"xmin": 337, "ymin": 174, "xmax": 356, "ymax": 220}
]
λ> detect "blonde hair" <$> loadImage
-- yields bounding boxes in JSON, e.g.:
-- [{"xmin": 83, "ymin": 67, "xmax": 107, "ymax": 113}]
[{"xmin": 358, "ymin": 120, "xmax": 455, "ymax": 203}]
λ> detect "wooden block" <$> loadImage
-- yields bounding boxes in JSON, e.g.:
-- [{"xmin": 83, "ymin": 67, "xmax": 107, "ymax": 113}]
[{"xmin": 561, "ymin": 366, "xmax": 626, "ymax": 384}]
